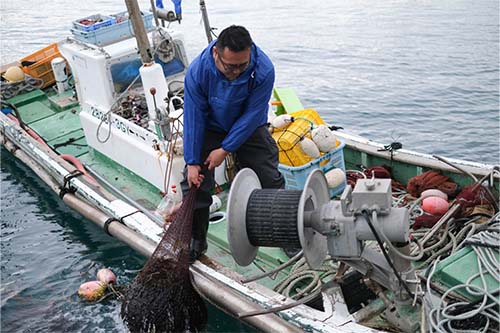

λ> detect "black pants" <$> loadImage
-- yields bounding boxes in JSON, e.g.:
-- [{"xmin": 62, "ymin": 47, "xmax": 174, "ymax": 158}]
[{"xmin": 181, "ymin": 125, "xmax": 285, "ymax": 241}]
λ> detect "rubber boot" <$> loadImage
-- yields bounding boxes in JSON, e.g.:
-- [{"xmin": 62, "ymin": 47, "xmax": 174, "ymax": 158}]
[{"xmin": 189, "ymin": 207, "xmax": 209, "ymax": 263}]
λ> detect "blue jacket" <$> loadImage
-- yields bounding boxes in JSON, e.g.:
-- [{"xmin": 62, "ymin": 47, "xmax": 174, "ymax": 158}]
[{"xmin": 183, "ymin": 40, "xmax": 275, "ymax": 165}]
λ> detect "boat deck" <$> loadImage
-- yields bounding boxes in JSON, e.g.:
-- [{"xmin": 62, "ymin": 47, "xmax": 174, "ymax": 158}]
[{"xmin": 5, "ymin": 88, "xmax": 293, "ymax": 290}]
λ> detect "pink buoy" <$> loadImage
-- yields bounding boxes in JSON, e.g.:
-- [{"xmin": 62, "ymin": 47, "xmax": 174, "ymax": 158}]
[
  {"xmin": 96, "ymin": 268, "xmax": 117, "ymax": 285},
  {"xmin": 420, "ymin": 189, "xmax": 448, "ymax": 201},
  {"xmin": 78, "ymin": 281, "xmax": 107, "ymax": 301},
  {"xmin": 422, "ymin": 197, "xmax": 449, "ymax": 215}
]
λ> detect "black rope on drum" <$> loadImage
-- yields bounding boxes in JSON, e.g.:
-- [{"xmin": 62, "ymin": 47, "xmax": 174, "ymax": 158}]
[{"xmin": 59, "ymin": 170, "xmax": 84, "ymax": 198}]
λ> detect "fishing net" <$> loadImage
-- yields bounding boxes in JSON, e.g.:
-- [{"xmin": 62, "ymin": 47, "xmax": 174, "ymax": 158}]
[
  {"xmin": 121, "ymin": 187, "xmax": 207, "ymax": 333},
  {"xmin": 407, "ymin": 170, "xmax": 458, "ymax": 198},
  {"xmin": 346, "ymin": 165, "xmax": 406, "ymax": 192},
  {"xmin": 455, "ymin": 184, "xmax": 496, "ymax": 219}
]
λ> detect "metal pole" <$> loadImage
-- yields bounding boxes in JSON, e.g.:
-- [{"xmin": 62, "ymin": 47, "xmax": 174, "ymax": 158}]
[
  {"xmin": 149, "ymin": 0, "xmax": 160, "ymax": 27},
  {"xmin": 125, "ymin": 0, "xmax": 154, "ymax": 64},
  {"xmin": 199, "ymin": 0, "xmax": 213, "ymax": 43}
]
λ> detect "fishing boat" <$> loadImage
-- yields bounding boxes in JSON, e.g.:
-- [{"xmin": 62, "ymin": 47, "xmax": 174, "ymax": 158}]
[{"xmin": 1, "ymin": 1, "xmax": 498, "ymax": 332}]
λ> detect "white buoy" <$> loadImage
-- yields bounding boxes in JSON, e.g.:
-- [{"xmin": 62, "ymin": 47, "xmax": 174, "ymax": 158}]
[
  {"xmin": 420, "ymin": 189, "xmax": 448, "ymax": 201},
  {"xmin": 325, "ymin": 168, "xmax": 346, "ymax": 189},
  {"xmin": 300, "ymin": 137, "xmax": 320, "ymax": 158},
  {"xmin": 51, "ymin": 57, "xmax": 69, "ymax": 94},
  {"xmin": 312, "ymin": 125, "xmax": 337, "ymax": 152},
  {"xmin": 271, "ymin": 114, "xmax": 294, "ymax": 129}
]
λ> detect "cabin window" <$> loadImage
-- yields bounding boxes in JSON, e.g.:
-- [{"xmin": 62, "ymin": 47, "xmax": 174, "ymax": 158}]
[{"xmin": 110, "ymin": 41, "xmax": 186, "ymax": 94}]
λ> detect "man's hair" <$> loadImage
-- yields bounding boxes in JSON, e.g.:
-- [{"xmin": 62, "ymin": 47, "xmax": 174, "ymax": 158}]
[{"xmin": 216, "ymin": 25, "xmax": 252, "ymax": 52}]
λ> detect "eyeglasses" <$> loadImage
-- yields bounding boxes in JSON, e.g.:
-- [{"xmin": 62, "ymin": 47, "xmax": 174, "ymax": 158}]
[{"xmin": 217, "ymin": 52, "xmax": 250, "ymax": 73}]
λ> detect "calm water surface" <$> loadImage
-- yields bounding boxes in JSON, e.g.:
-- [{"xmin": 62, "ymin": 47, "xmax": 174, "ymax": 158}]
[{"xmin": 1, "ymin": 0, "xmax": 499, "ymax": 332}]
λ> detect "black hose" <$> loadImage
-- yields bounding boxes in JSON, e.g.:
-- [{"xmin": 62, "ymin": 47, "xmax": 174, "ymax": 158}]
[
  {"xmin": 361, "ymin": 210, "xmax": 415, "ymax": 299},
  {"xmin": 1, "ymin": 100, "xmax": 27, "ymax": 131}
]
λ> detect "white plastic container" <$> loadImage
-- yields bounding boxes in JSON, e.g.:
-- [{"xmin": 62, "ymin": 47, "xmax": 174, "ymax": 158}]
[
  {"xmin": 139, "ymin": 63, "xmax": 169, "ymax": 132},
  {"xmin": 51, "ymin": 57, "xmax": 69, "ymax": 94},
  {"xmin": 155, "ymin": 185, "xmax": 181, "ymax": 219}
]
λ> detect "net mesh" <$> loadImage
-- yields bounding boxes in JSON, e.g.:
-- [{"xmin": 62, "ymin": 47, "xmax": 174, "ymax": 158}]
[
  {"xmin": 407, "ymin": 170, "xmax": 458, "ymax": 198},
  {"xmin": 121, "ymin": 187, "xmax": 207, "ymax": 332},
  {"xmin": 455, "ymin": 184, "xmax": 495, "ymax": 218}
]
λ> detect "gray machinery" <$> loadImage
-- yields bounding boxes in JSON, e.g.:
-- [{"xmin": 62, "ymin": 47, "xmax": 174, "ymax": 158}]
[{"xmin": 227, "ymin": 168, "xmax": 420, "ymax": 331}]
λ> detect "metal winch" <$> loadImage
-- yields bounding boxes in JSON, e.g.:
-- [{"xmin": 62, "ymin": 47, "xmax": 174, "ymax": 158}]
[
  {"xmin": 227, "ymin": 169, "xmax": 413, "ymax": 287},
  {"xmin": 227, "ymin": 168, "xmax": 410, "ymax": 269},
  {"xmin": 227, "ymin": 169, "xmax": 421, "ymax": 331}
]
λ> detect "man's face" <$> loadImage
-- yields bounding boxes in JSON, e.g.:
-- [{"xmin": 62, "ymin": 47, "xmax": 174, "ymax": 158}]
[{"xmin": 213, "ymin": 46, "xmax": 251, "ymax": 81}]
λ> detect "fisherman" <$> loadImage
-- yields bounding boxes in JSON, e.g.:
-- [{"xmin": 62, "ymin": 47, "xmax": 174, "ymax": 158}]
[{"xmin": 182, "ymin": 25, "xmax": 284, "ymax": 262}]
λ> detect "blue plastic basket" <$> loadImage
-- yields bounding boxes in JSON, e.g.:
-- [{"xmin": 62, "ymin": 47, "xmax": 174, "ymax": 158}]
[
  {"xmin": 71, "ymin": 11, "xmax": 154, "ymax": 46},
  {"xmin": 73, "ymin": 14, "xmax": 116, "ymax": 32},
  {"xmin": 278, "ymin": 140, "xmax": 346, "ymax": 198}
]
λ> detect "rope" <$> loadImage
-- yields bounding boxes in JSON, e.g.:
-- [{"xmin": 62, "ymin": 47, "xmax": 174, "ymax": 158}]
[
  {"xmin": 0, "ymin": 75, "xmax": 43, "ymax": 99},
  {"xmin": 161, "ymin": 95, "xmax": 184, "ymax": 193},
  {"xmin": 426, "ymin": 222, "xmax": 500, "ymax": 332},
  {"xmin": 242, "ymin": 250, "xmax": 304, "ymax": 284},
  {"xmin": 103, "ymin": 217, "xmax": 120, "ymax": 236},
  {"xmin": 2, "ymin": 100, "xmax": 28, "ymax": 132},
  {"xmin": 272, "ymin": 257, "xmax": 337, "ymax": 301},
  {"xmin": 238, "ymin": 288, "xmax": 322, "ymax": 319},
  {"xmin": 58, "ymin": 170, "xmax": 83, "ymax": 198},
  {"xmin": 371, "ymin": 211, "xmax": 425, "ymax": 261}
]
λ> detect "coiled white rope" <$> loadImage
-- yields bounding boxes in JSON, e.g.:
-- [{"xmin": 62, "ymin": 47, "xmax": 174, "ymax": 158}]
[
  {"xmin": 273, "ymin": 257, "xmax": 337, "ymax": 300},
  {"xmin": 427, "ymin": 222, "xmax": 499, "ymax": 332}
]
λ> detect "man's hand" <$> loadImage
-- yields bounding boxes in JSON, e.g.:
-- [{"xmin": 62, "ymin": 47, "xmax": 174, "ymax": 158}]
[
  {"xmin": 187, "ymin": 165, "xmax": 204, "ymax": 188},
  {"xmin": 204, "ymin": 148, "xmax": 229, "ymax": 170}
]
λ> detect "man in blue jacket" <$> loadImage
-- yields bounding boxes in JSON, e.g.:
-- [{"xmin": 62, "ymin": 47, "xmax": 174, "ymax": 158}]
[{"xmin": 182, "ymin": 25, "xmax": 284, "ymax": 262}]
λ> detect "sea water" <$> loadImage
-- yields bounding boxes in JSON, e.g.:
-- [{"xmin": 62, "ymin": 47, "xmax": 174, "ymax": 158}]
[{"xmin": 1, "ymin": 0, "xmax": 498, "ymax": 332}]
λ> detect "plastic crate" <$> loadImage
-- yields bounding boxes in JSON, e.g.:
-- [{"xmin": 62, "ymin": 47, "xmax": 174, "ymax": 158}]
[
  {"xmin": 290, "ymin": 108, "xmax": 326, "ymax": 126},
  {"xmin": 272, "ymin": 118, "xmax": 314, "ymax": 166},
  {"xmin": 20, "ymin": 43, "xmax": 61, "ymax": 88},
  {"xmin": 279, "ymin": 140, "xmax": 346, "ymax": 198},
  {"xmin": 73, "ymin": 14, "xmax": 116, "ymax": 32},
  {"xmin": 271, "ymin": 108, "xmax": 328, "ymax": 166},
  {"xmin": 70, "ymin": 11, "xmax": 154, "ymax": 46},
  {"xmin": 275, "ymin": 142, "xmax": 314, "ymax": 167}
]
